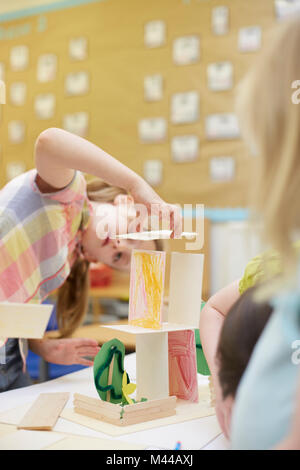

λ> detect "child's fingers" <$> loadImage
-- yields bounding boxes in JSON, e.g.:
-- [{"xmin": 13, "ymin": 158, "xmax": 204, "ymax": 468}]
[{"xmin": 76, "ymin": 346, "xmax": 100, "ymax": 357}]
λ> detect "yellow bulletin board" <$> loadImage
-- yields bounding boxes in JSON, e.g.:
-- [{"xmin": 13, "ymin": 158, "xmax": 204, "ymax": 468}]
[{"xmin": 0, "ymin": 0, "xmax": 277, "ymax": 207}]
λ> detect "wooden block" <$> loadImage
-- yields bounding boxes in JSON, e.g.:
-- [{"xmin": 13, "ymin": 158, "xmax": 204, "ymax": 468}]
[
  {"xmin": 18, "ymin": 393, "xmax": 69, "ymax": 431},
  {"xmin": 122, "ymin": 395, "xmax": 176, "ymax": 414},
  {"xmin": 73, "ymin": 394, "xmax": 177, "ymax": 427},
  {"xmin": 0, "ymin": 302, "xmax": 53, "ymax": 339}
]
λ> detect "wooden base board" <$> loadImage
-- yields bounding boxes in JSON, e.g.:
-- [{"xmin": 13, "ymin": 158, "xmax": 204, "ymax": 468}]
[
  {"xmin": 60, "ymin": 385, "xmax": 216, "ymax": 437},
  {"xmin": 74, "ymin": 393, "xmax": 176, "ymax": 426}
]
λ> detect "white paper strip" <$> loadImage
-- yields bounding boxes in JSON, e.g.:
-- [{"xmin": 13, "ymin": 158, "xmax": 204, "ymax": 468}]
[
  {"xmin": 115, "ymin": 231, "xmax": 197, "ymax": 240},
  {"xmin": 168, "ymin": 253, "xmax": 204, "ymax": 328}
]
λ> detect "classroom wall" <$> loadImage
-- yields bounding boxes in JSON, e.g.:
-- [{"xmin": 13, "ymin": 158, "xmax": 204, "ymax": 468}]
[{"xmin": 0, "ymin": 0, "xmax": 278, "ymax": 208}]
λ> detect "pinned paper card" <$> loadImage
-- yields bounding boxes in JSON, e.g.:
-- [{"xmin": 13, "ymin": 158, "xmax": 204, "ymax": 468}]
[
  {"xmin": 212, "ymin": 6, "xmax": 229, "ymax": 35},
  {"xmin": 144, "ymin": 20, "xmax": 166, "ymax": 48},
  {"xmin": 34, "ymin": 94, "xmax": 55, "ymax": 120},
  {"xmin": 168, "ymin": 330, "xmax": 198, "ymax": 403},
  {"xmin": 69, "ymin": 37, "xmax": 88, "ymax": 61},
  {"xmin": 10, "ymin": 46, "xmax": 29, "ymax": 71},
  {"xmin": 171, "ymin": 135, "xmax": 199, "ymax": 163},
  {"xmin": 6, "ymin": 161, "xmax": 26, "ymax": 181},
  {"xmin": 8, "ymin": 121, "xmax": 25, "ymax": 144},
  {"xmin": 171, "ymin": 91, "xmax": 199, "ymax": 125},
  {"xmin": 0, "ymin": 81, "xmax": 5, "ymax": 105},
  {"xmin": 205, "ymin": 114, "xmax": 240, "ymax": 140},
  {"xmin": 143, "ymin": 160, "xmax": 163, "ymax": 187},
  {"xmin": 63, "ymin": 112, "xmax": 89, "ymax": 137},
  {"xmin": 0, "ymin": 63, "xmax": 5, "ymax": 81},
  {"xmin": 37, "ymin": 54, "xmax": 57, "ymax": 82},
  {"xmin": 173, "ymin": 35, "xmax": 200, "ymax": 66},
  {"xmin": 238, "ymin": 26, "xmax": 262, "ymax": 53},
  {"xmin": 275, "ymin": 0, "xmax": 300, "ymax": 19},
  {"xmin": 207, "ymin": 62, "xmax": 233, "ymax": 92},
  {"xmin": 144, "ymin": 74, "xmax": 163, "ymax": 102},
  {"xmin": 210, "ymin": 157, "xmax": 235, "ymax": 182},
  {"xmin": 138, "ymin": 118, "xmax": 167, "ymax": 143},
  {"xmin": 65, "ymin": 71, "xmax": 89, "ymax": 96},
  {"xmin": 129, "ymin": 250, "xmax": 166, "ymax": 330},
  {"xmin": 10, "ymin": 82, "xmax": 26, "ymax": 106}
]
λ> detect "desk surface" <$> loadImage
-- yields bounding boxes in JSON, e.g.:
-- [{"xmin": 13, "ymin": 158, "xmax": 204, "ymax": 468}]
[{"xmin": 0, "ymin": 354, "xmax": 228, "ymax": 450}]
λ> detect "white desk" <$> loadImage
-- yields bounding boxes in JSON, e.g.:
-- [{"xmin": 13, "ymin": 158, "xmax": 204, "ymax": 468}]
[{"xmin": 0, "ymin": 353, "xmax": 228, "ymax": 450}]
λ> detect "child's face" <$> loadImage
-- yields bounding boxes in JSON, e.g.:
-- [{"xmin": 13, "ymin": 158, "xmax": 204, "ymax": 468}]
[{"xmin": 81, "ymin": 199, "xmax": 156, "ymax": 271}]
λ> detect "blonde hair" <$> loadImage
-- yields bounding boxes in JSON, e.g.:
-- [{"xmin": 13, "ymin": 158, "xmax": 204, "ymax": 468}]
[
  {"xmin": 236, "ymin": 17, "xmax": 300, "ymax": 275},
  {"xmin": 56, "ymin": 178, "xmax": 164, "ymax": 337}
]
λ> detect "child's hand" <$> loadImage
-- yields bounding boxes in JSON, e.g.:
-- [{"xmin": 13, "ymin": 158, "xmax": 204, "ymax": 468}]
[
  {"xmin": 130, "ymin": 178, "xmax": 182, "ymax": 237},
  {"xmin": 41, "ymin": 338, "xmax": 100, "ymax": 366}
]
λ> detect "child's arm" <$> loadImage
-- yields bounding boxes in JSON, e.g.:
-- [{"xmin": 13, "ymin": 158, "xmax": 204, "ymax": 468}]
[
  {"xmin": 199, "ymin": 279, "xmax": 240, "ymax": 437},
  {"xmin": 200, "ymin": 279, "xmax": 240, "ymax": 379},
  {"xmin": 35, "ymin": 128, "xmax": 181, "ymax": 233},
  {"xmin": 35, "ymin": 128, "xmax": 144, "ymax": 193}
]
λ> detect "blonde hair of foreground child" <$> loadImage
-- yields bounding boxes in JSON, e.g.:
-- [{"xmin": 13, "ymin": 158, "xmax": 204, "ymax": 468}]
[
  {"xmin": 57, "ymin": 178, "xmax": 164, "ymax": 338},
  {"xmin": 236, "ymin": 17, "xmax": 300, "ymax": 276}
]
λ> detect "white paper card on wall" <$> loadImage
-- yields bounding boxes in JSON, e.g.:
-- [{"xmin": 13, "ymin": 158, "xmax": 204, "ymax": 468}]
[
  {"xmin": 10, "ymin": 46, "xmax": 29, "ymax": 71},
  {"xmin": 212, "ymin": 6, "xmax": 229, "ymax": 35},
  {"xmin": 144, "ymin": 160, "xmax": 163, "ymax": 186},
  {"xmin": 65, "ymin": 71, "xmax": 89, "ymax": 96},
  {"xmin": 138, "ymin": 118, "xmax": 167, "ymax": 143},
  {"xmin": 207, "ymin": 62, "xmax": 233, "ymax": 91},
  {"xmin": 275, "ymin": 0, "xmax": 300, "ymax": 19},
  {"xmin": 205, "ymin": 114, "xmax": 240, "ymax": 140},
  {"xmin": 144, "ymin": 20, "xmax": 166, "ymax": 48},
  {"xmin": 144, "ymin": 74, "xmax": 163, "ymax": 102},
  {"xmin": 171, "ymin": 135, "xmax": 199, "ymax": 163},
  {"xmin": 210, "ymin": 157, "xmax": 235, "ymax": 182},
  {"xmin": 173, "ymin": 35, "xmax": 200, "ymax": 65},
  {"xmin": 34, "ymin": 94, "xmax": 55, "ymax": 119},
  {"xmin": 63, "ymin": 112, "xmax": 89, "ymax": 137},
  {"xmin": 238, "ymin": 26, "xmax": 262, "ymax": 52},
  {"xmin": 10, "ymin": 82, "xmax": 27, "ymax": 106},
  {"xmin": 69, "ymin": 37, "xmax": 88, "ymax": 61},
  {"xmin": 37, "ymin": 54, "xmax": 57, "ymax": 82},
  {"xmin": 6, "ymin": 161, "xmax": 26, "ymax": 181},
  {"xmin": 8, "ymin": 121, "xmax": 25, "ymax": 144},
  {"xmin": 171, "ymin": 91, "xmax": 199, "ymax": 125},
  {"xmin": 0, "ymin": 63, "xmax": 5, "ymax": 81}
]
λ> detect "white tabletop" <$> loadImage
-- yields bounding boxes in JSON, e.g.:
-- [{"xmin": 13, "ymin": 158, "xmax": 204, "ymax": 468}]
[{"xmin": 0, "ymin": 353, "xmax": 228, "ymax": 450}]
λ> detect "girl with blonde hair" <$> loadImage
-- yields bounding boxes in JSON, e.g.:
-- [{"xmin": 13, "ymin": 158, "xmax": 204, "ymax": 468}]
[{"xmin": 0, "ymin": 128, "xmax": 178, "ymax": 392}]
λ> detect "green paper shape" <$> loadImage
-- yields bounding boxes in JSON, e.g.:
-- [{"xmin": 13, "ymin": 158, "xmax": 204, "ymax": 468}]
[
  {"xmin": 195, "ymin": 301, "xmax": 211, "ymax": 376},
  {"xmin": 93, "ymin": 338, "xmax": 129, "ymax": 404}
]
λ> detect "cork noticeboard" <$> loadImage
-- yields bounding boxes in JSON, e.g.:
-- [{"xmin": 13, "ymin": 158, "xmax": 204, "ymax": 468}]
[{"xmin": 0, "ymin": 0, "xmax": 276, "ymax": 207}]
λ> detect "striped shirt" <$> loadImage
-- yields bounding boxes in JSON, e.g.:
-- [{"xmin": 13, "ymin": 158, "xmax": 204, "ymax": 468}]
[
  {"xmin": 0, "ymin": 169, "xmax": 91, "ymax": 368},
  {"xmin": 0, "ymin": 169, "xmax": 91, "ymax": 304}
]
